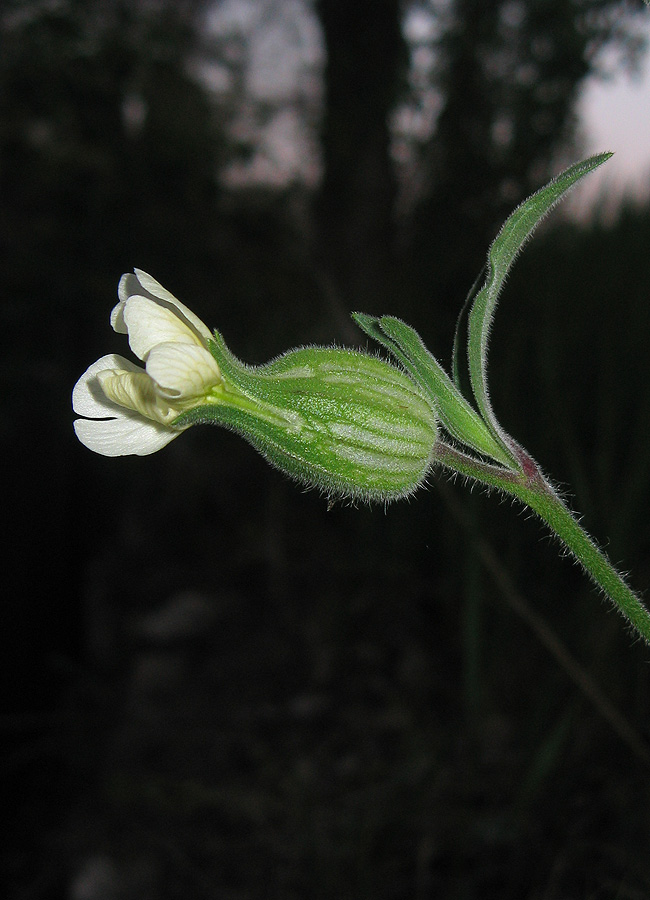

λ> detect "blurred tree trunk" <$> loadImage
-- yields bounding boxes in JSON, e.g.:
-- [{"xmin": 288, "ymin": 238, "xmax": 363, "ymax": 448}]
[{"xmin": 314, "ymin": 0, "xmax": 407, "ymax": 327}]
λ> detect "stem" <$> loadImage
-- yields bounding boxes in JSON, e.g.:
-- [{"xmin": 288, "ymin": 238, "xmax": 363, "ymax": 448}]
[{"xmin": 433, "ymin": 441, "xmax": 650, "ymax": 646}]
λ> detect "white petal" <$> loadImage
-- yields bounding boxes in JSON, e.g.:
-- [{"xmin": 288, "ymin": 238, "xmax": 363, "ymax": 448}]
[
  {"xmin": 118, "ymin": 271, "xmax": 139, "ymax": 304},
  {"xmin": 146, "ymin": 342, "xmax": 222, "ymax": 399},
  {"xmin": 112, "ymin": 271, "xmax": 147, "ymax": 332},
  {"xmin": 133, "ymin": 269, "xmax": 185, "ymax": 306},
  {"xmin": 123, "ymin": 295, "xmax": 202, "ymax": 361},
  {"xmin": 112, "ymin": 270, "xmax": 212, "ymax": 344},
  {"xmin": 111, "ymin": 276, "xmax": 131, "ymax": 332},
  {"xmin": 96, "ymin": 367, "xmax": 176, "ymax": 423},
  {"xmin": 74, "ymin": 414, "xmax": 179, "ymax": 456},
  {"xmin": 72, "ymin": 355, "xmax": 143, "ymax": 418},
  {"xmin": 134, "ymin": 269, "xmax": 213, "ymax": 342}
]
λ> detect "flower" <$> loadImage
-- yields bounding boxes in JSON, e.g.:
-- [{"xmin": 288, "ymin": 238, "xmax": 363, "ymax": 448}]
[
  {"xmin": 72, "ymin": 270, "xmax": 223, "ymax": 456},
  {"xmin": 73, "ymin": 270, "xmax": 438, "ymax": 501}
]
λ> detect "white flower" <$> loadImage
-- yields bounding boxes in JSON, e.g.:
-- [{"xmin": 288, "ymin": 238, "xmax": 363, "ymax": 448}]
[{"xmin": 73, "ymin": 270, "xmax": 222, "ymax": 456}]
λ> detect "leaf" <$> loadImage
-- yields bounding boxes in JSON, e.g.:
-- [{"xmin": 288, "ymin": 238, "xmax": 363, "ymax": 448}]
[
  {"xmin": 467, "ymin": 152, "xmax": 613, "ymax": 451},
  {"xmin": 353, "ymin": 312, "xmax": 515, "ymax": 466}
]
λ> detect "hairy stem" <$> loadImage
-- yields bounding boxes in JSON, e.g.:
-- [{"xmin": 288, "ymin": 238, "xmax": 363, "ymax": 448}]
[{"xmin": 432, "ymin": 441, "xmax": 650, "ymax": 646}]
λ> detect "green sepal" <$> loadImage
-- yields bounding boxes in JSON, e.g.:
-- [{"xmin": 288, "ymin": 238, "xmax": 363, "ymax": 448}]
[{"xmin": 353, "ymin": 312, "xmax": 516, "ymax": 467}]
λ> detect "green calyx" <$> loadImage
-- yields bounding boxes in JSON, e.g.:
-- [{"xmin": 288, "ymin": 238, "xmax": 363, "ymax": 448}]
[{"xmin": 174, "ymin": 331, "xmax": 438, "ymax": 502}]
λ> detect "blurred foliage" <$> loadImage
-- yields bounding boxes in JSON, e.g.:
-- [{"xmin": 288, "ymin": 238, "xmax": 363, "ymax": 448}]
[
  {"xmin": 403, "ymin": 0, "xmax": 647, "ymax": 345},
  {"xmin": 2, "ymin": 0, "xmax": 650, "ymax": 898}
]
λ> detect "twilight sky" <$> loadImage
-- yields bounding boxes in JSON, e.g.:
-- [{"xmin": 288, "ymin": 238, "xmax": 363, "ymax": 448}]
[
  {"xmin": 202, "ymin": 0, "xmax": 650, "ymax": 214},
  {"xmin": 574, "ymin": 13, "xmax": 650, "ymax": 214}
]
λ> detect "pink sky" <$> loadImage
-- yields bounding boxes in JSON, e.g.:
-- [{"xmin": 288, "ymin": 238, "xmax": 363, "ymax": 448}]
[{"xmin": 575, "ymin": 16, "xmax": 650, "ymax": 213}]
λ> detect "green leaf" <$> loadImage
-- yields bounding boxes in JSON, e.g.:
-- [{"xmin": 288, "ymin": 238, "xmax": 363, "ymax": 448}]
[
  {"xmin": 467, "ymin": 152, "xmax": 613, "ymax": 451},
  {"xmin": 353, "ymin": 312, "xmax": 515, "ymax": 466}
]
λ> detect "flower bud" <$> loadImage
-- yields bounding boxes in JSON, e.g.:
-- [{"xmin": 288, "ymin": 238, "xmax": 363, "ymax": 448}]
[{"xmin": 178, "ymin": 333, "xmax": 438, "ymax": 502}]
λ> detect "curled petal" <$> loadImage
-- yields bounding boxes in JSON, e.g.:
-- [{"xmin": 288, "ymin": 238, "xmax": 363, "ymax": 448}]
[
  {"xmin": 73, "ymin": 355, "xmax": 181, "ymax": 456},
  {"xmin": 72, "ymin": 355, "xmax": 142, "ymax": 418},
  {"xmin": 146, "ymin": 342, "xmax": 222, "ymax": 399},
  {"xmin": 97, "ymin": 368, "xmax": 176, "ymax": 424},
  {"xmin": 122, "ymin": 295, "xmax": 204, "ymax": 361},
  {"xmin": 113, "ymin": 270, "xmax": 212, "ymax": 343}
]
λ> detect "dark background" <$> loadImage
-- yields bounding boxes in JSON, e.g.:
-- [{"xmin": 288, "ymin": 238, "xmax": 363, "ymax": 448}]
[{"xmin": 3, "ymin": 0, "xmax": 650, "ymax": 897}]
